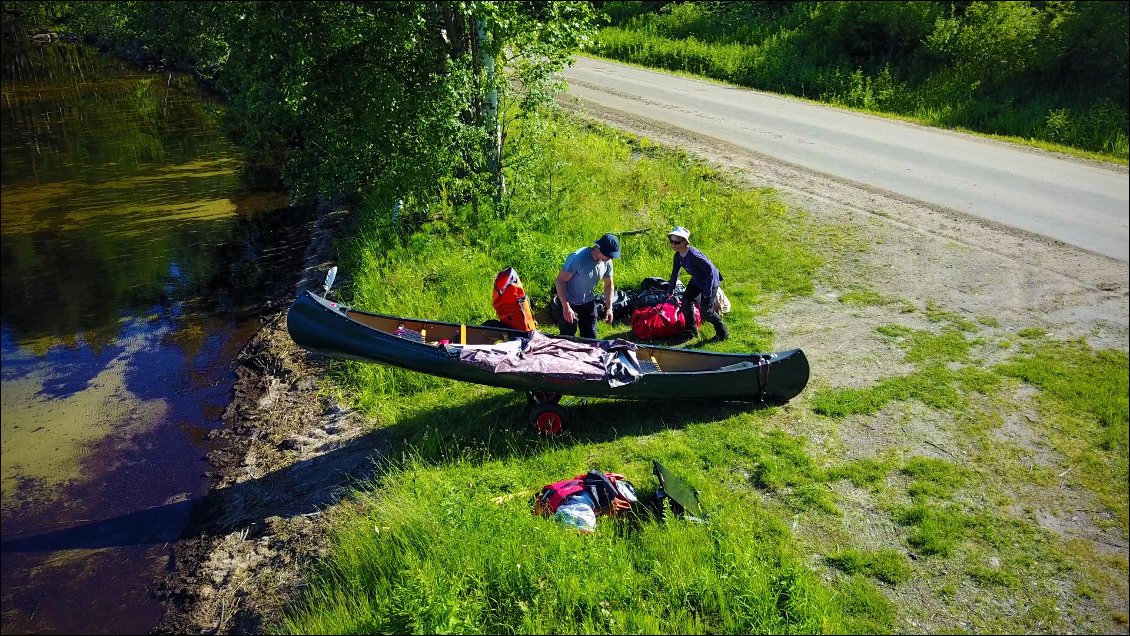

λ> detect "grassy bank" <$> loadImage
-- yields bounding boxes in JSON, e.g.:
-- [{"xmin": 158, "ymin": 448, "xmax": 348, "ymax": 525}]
[{"xmin": 275, "ymin": 114, "xmax": 1128, "ymax": 634}]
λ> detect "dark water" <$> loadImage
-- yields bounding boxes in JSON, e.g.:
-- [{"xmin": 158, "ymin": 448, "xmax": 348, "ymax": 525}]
[{"xmin": 1, "ymin": 41, "xmax": 313, "ymax": 634}]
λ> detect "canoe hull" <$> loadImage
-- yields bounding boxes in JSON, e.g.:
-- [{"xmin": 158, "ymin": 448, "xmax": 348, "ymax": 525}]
[{"xmin": 287, "ymin": 291, "xmax": 809, "ymax": 403}]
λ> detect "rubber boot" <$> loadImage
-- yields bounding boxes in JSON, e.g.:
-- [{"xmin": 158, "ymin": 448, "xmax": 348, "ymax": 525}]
[
  {"xmin": 679, "ymin": 303, "xmax": 698, "ymax": 342},
  {"xmin": 710, "ymin": 317, "xmax": 729, "ymax": 342}
]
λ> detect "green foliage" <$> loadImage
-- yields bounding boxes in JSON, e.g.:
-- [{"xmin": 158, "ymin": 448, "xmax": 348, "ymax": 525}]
[
  {"xmin": 45, "ymin": 1, "xmax": 600, "ymax": 214},
  {"xmin": 589, "ymin": 1, "xmax": 1129, "ymax": 159},
  {"xmin": 925, "ymin": 1, "xmax": 1042, "ymax": 90},
  {"xmin": 825, "ymin": 549, "xmax": 912, "ymax": 584},
  {"xmin": 1, "ymin": 1, "xmax": 76, "ymax": 32}
]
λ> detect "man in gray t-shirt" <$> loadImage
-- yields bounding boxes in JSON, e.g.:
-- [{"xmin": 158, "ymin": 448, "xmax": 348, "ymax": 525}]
[{"xmin": 554, "ymin": 233, "xmax": 620, "ymax": 339}]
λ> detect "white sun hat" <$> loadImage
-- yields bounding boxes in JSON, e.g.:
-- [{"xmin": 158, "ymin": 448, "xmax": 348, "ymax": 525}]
[{"xmin": 668, "ymin": 226, "xmax": 691, "ymax": 241}]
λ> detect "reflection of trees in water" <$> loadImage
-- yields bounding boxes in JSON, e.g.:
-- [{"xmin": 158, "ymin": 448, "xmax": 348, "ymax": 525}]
[
  {"xmin": 1, "ymin": 38, "xmax": 315, "ymax": 358},
  {"xmin": 0, "ymin": 38, "xmax": 320, "ymax": 636},
  {"xmin": 0, "ymin": 201, "xmax": 314, "ymax": 354},
  {"xmin": 1, "ymin": 43, "xmax": 231, "ymax": 186}
]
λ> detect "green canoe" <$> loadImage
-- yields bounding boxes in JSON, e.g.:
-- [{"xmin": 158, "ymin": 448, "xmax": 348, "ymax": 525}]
[{"xmin": 286, "ymin": 289, "xmax": 810, "ymax": 404}]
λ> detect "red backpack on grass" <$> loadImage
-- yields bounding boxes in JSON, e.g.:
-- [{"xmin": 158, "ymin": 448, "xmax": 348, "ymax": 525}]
[{"xmin": 533, "ymin": 470, "xmax": 636, "ymax": 517}]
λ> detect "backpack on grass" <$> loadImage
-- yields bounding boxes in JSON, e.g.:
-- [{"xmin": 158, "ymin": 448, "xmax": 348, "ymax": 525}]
[
  {"xmin": 630, "ymin": 300, "xmax": 700, "ymax": 340},
  {"xmin": 533, "ymin": 470, "xmax": 637, "ymax": 517}
]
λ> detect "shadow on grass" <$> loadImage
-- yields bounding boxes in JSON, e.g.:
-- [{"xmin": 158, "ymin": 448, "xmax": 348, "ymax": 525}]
[
  {"xmin": 385, "ymin": 388, "xmax": 761, "ymax": 453},
  {"xmin": 0, "ymin": 386, "xmax": 772, "ymax": 553}
]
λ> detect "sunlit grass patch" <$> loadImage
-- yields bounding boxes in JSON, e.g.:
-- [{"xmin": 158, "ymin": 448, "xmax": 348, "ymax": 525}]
[
  {"xmin": 824, "ymin": 548, "xmax": 911, "ymax": 585},
  {"xmin": 838, "ymin": 288, "xmax": 895, "ymax": 307},
  {"xmin": 995, "ymin": 338, "xmax": 1129, "ymax": 531},
  {"xmin": 876, "ymin": 323, "xmax": 973, "ymax": 364},
  {"xmin": 718, "ymin": 427, "xmax": 836, "ymax": 517},
  {"xmin": 966, "ymin": 562, "xmax": 1020, "ymax": 588},
  {"xmin": 902, "ymin": 456, "xmax": 969, "ymax": 501},
  {"xmin": 896, "ymin": 502, "xmax": 969, "ymax": 556},
  {"xmin": 279, "ymin": 423, "xmax": 894, "ymax": 634},
  {"xmin": 813, "ymin": 320, "xmax": 1005, "ymax": 418},
  {"xmin": 924, "ymin": 300, "xmax": 978, "ymax": 332},
  {"xmin": 811, "ymin": 365, "xmax": 964, "ymax": 417}
]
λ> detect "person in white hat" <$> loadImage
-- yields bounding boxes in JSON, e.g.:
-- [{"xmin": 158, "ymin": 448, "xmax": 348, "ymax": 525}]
[{"xmin": 666, "ymin": 226, "xmax": 728, "ymax": 341}]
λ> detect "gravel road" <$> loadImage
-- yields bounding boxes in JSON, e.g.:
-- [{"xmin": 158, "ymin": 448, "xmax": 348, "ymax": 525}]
[{"xmin": 564, "ymin": 55, "xmax": 1130, "ymax": 262}]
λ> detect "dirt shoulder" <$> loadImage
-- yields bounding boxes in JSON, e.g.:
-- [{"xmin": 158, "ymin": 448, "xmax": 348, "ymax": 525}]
[{"xmin": 154, "ymin": 103, "xmax": 1129, "ymax": 634}]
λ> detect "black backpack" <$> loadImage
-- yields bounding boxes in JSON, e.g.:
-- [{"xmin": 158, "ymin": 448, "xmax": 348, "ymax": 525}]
[{"xmin": 632, "ymin": 277, "xmax": 685, "ymax": 311}]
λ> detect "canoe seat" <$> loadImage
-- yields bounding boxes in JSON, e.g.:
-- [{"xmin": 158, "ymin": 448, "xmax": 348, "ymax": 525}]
[{"xmin": 637, "ymin": 355, "xmax": 661, "ymax": 374}]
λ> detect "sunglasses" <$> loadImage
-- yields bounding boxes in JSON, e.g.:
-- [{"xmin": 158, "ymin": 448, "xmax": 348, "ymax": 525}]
[{"xmin": 669, "ymin": 238, "xmax": 686, "ymax": 245}]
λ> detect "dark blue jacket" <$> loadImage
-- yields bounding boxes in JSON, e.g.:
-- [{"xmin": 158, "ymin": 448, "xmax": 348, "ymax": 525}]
[{"xmin": 669, "ymin": 246, "xmax": 721, "ymax": 294}]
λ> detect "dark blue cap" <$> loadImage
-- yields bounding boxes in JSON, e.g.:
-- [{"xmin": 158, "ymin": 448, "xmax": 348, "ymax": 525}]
[{"xmin": 595, "ymin": 233, "xmax": 620, "ymax": 259}]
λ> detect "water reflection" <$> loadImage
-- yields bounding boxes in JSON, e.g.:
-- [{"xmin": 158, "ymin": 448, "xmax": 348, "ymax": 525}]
[{"xmin": 1, "ymin": 40, "xmax": 311, "ymax": 634}]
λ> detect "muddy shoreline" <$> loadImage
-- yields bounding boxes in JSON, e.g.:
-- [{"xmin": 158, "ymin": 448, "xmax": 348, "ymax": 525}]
[{"xmin": 154, "ymin": 206, "xmax": 387, "ymax": 634}]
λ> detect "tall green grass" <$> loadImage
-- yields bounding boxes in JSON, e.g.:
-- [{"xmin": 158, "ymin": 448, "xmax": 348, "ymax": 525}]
[{"xmin": 280, "ymin": 433, "xmax": 886, "ymax": 634}]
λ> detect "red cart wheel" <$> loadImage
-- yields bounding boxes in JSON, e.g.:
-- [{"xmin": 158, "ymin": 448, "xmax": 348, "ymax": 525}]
[{"xmin": 529, "ymin": 403, "xmax": 568, "ymax": 436}]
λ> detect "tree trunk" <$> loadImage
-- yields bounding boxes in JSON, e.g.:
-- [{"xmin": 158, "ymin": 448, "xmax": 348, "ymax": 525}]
[{"xmin": 476, "ymin": 17, "xmax": 504, "ymax": 210}]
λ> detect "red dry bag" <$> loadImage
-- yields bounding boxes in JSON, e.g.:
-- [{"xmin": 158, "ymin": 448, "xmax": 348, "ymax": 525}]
[
  {"xmin": 630, "ymin": 300, "xmax": 700, "ymax": 340},
  {"xmin": 493, "ymin": 267, "xmax": 538, "ymax": 332}
]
